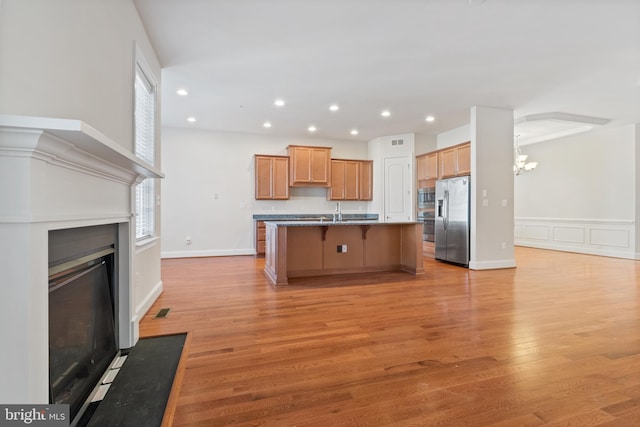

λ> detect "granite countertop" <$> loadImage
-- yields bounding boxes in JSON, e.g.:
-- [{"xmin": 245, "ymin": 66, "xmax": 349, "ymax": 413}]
[
  {"xmin": 264, "ymin": 220, "xmax": 421, "ymax": 226},
  {"xmin": 253, "ymin": 213, "xmax": 378, "ymax": 221},
  {"xmin": 254, "ymin": 213, "xmax": 418, "ymax": 226},
  {"xmin": 264, "ymin": 219, "xmax": 380, "ymax": 226}
]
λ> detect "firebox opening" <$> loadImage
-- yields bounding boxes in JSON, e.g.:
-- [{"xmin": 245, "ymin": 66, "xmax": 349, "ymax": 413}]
[{"xmin": 48, "ymin": 224, "xmax": 120, "ymax": 424}]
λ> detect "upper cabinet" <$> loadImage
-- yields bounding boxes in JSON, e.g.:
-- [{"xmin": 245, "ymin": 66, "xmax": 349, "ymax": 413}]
[
  {"xmin": 456, "ymin": 143, "xmax": 471, "ymax": 175},
  {"xmin": 288, "ymin": 145, "xmax": 331, "ymax": 187},
  {"xmin": 358, "ymin": 160, "xmax": 373, "ymax": 201},
  {"xmin": 328, "ymin": 159, "xmax": 372, "ymax": 201},
  {"xmin": 438, "ymin": 148, "xmax": 456, "ymax": 178},
  {"xmin": 416, "ymin": 152, "xmax": 438, "ymax": 181},
  {"xmin": 255, "ymin": 155, "xmax": 289, "ymax": 200},
  {"xmin": 438, "ymin": 142, "xmax": 470, "ymax": 178},
  {"xmin": 255, "ymin": 145, "xmax": 371, "ymax": 201},
  {"xmin": 417, "ymin": 142, "xmax": 470, "ymax": 183}
]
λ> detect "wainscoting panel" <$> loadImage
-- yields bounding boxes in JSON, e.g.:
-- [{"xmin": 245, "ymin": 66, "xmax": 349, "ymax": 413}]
[
  {"xmin": 515, "ymin": 217, "xmax": 636, "ymax": 259},
  {"xmin": 553, "ymin": 226, "xmax": 585, "ymax": 244},
  {"xmin": 590, "ymin": 228, "xmax": 629, "ymax": 248},
  {"xmin": 524, "ymin": 225, "xmax": 549, "ymax": 240}
]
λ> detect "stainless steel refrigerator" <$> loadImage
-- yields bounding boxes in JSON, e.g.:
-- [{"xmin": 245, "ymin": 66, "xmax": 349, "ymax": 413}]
[{"xmin": 435, "ymin": 176, "xmax": 470, "ymax": 267}]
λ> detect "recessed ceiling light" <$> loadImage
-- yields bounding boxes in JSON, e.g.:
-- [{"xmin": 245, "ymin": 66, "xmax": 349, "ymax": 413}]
[
  {"xmin": 329, "ymin": 104, "xmax": 340, "ymax": 112},
  {"xmin": 263, "ymin": 122, "xmax": 272, "ymax": 128},
  {"xmin": 187, "ymin": 117, "xmax": 196, "ymax": 123},
  {"xmin": 176, "ymin": 89, "xmax": 188, "ymax": 96},
  {"xmin": 308, "ymin": 125, "xmax": 317, "ymax": 132},
  {"xmin": 381, "ymin": 110, "xmax": 391, "ymax": 118},
  {"xmin": 274, "ymin": 99, "xmax": 285, "ymax": 107},
  {"xmin": 350, "ymin": 129, "xmax": 358, "ymax": 135},
  {"xmin": 425, "ymin": 115, "xmax": 435, "ymax": 122}
]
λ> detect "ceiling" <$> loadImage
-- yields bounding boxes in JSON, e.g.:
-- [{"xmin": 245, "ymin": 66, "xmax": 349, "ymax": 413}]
[{"xmin": 133, "ymin": 0, "xmax": 640, "ymax": 143}]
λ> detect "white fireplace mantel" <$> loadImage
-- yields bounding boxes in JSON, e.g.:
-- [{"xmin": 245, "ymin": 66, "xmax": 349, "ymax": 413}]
[
  {"xmin": 0, "ymin": 115, "xmax": 163, "ymax": 405},
  {"xmin": 0, "ymin": 114, "xmax": 164, "ymax": 186}
]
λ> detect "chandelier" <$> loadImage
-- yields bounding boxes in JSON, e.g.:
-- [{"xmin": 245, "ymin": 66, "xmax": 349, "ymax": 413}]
[{"xmin": 513, "ymin": 134, "xmax": 537, "ymax": 175}]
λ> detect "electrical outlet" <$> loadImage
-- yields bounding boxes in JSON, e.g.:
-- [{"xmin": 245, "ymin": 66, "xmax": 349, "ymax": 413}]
[
  {"xmin": 342, "ymin": 244, "xmax": 347, "ymax": 253},
  {"xmin": 186, "ymin": 236, "xmax": 192, "ymax": 245},
  {"xmin": 337, "ymin": 244, "xmax": 348, "ymax": 253}
]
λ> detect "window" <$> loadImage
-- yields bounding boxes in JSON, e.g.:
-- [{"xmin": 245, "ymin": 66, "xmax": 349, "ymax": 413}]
[{"xmin": 134, "ymin": 60, "xmax": 157, "ymax": 241}]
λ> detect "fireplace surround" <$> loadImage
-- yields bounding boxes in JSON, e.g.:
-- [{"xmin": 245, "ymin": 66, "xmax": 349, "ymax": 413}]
[{"xmin": 0, "ymin": 115, "xmax": 163, "ymax": 409}]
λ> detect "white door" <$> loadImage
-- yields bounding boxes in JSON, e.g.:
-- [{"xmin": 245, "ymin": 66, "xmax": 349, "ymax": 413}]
[{"xmin": 383, "ymin": 156, "xmax": 412, "ymax": 222}]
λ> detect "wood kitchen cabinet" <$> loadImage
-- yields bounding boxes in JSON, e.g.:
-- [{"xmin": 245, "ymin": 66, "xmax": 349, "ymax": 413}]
[
  {"xmin": 329, "ymin": 159, "xmax": 357, "ymax": 200},
  {"xmin": 417, "ymin": 152, "xmax": 438, "ymax": 181},
  {"xmin": 358, "ymin": 160, "xmax": 373, "ymax": 201},
  {"xmin": 264, "ymin": 222, "xmax": 423, "ymax": 286},
  {"xmin": 288, "ymin": 145, "xmax": 331, "ymax": 186},
  {"xmin": 255, "ymin": 221, "xmax": 266, "ymax": 256},
  {"xmin": 328, "ymin": 159, "xmax": 373, "ymax": 201},
  {"xmin": 439, "ymin": 142, "xmax": 470, "ymax": 178},
  {"xmin": 329, "ymin": 160, "xmax": 346, "ymax": 200},
  {"xmin": 456, "ymin": 143, "xmax": 471, "ymax": 175},
  {"xmin": 439, "ymin": 148, "xmax": 456, "ymax": 178},
  {"xmin": 255, "ymin": 155, "xmax": 289, "ymax": 200}
]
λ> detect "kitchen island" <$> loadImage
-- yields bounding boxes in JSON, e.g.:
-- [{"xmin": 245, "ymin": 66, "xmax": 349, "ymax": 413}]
[{"xmin": 263, "ymin": 220, "xmax": 424, "ymax": 286}]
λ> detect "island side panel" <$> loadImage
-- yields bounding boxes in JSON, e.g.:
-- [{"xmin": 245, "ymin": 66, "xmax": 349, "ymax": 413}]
[
  {"xmin": 400, "ymin": 223, "xmax": 425, "ymax": 275},
  {"xmin": 323, "ymin": 225, "xmax": 364, "ymax": 273},
  {"xmin": 363, "ymin": 224, "xmax": 401, "ymax": 269},
  {"xmin": 287, "ymin": 226, "xmax": 324, "ymax": 277},
  {"xmin": 264, "ymin": 223, "xmax": 289, "ymax": 285}
]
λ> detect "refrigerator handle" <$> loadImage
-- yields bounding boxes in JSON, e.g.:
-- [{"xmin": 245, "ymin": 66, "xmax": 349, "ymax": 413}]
[{"xmin": 444, "ymin": 190, "xmax": 449, "ymax": 230}]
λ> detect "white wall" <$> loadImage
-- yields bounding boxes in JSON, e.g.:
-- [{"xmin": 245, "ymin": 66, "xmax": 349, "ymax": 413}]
[
  {"xmin": 0, "ymin": 0, "xmax": 162, "ymax": 322},
  {"xmin": 415, "ymin": 131, "xmax": 437, "ymax": 155},
  {"xmin": 161, "ymin": 127, "xmax": 371, "ymax": 257},
  {"xmin": 514, "ymin": 124, "xmax": 637, "ymax": 258},
  {"xmin": 0, "ymin": 0, "xmax": 162, "ymax": 403},
  {"xmin": 515, "ymin": 125, "xmax": 635, "ymax": 219},
  {"xmin": 635, "ymin": 124, "xmax": 640, "ymax": 254},
  {"xmin": 0, "ymin": 0, "xmax": 157, "ymax": 152},
  {"xmin": 469, "ymin": 106, "xmax": 515, "ymax": 270},
  {"xmin": 437, "ymin": 124, "xmax": 470, "ymax": 149}
]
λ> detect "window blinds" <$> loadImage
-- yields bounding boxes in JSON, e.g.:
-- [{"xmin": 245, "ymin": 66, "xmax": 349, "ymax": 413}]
[{"xmin": 135, "ymin": 65, "xmax": 156, "ymax": 240}]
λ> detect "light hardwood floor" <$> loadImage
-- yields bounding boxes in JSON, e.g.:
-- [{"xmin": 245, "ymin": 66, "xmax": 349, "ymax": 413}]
[{"xmin": 140, "ymin": 247, "xmax": 640, "ymax": 426}]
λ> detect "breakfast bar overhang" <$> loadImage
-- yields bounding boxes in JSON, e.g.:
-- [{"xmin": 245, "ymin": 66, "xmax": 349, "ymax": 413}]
[{"xmin": 263, "ymin": 220, "xmax": 424, "ymax": 286}]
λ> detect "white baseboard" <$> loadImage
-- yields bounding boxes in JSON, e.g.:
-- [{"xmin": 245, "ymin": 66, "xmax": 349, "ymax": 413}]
[
  {"xmin": 516, "ymin": 241, "xmax": 639, "ymax": 260},
  {"xmin": 134, "ymin": 279, "xmax": 163, "ymax": 321},
  {"xmin": 469, "ymin": 259, "xmax": 516, "ymax": 270},
  {"xmin": 515, "ymin": 217, "xmax": 636, "ymax": 260},
  {"xmin": 161, "ymin": 248, "xmax": 256, "ymax": 259}
]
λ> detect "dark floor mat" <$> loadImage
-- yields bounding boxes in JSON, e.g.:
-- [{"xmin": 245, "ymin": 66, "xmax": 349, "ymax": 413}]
[{"xmin": 86, "ymin": 333, "xmax": 187, "ymax": 427}]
